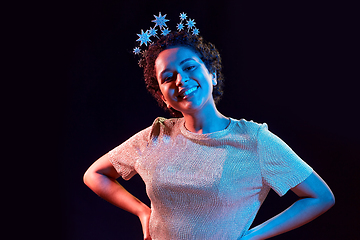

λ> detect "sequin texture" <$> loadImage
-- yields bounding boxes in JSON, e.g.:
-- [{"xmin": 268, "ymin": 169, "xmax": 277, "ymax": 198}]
[{"xmin": 108, "ymin": 117, "xmax": 313, "ymax": 239}]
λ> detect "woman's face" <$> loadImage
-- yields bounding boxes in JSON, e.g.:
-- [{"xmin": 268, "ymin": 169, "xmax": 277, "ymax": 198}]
[{"xmin": 155, "ymin": 46, "xmax": 217, "ymax": 115}]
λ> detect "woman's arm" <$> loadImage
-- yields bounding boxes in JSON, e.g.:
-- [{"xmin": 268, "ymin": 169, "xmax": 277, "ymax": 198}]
[
  {"xmin": 242, "ymin": 171, "xmax": 335, "ymax": 240},
  {"xmin": 83, "ymin": 154, "xmax": 152, "ymax": 240}
]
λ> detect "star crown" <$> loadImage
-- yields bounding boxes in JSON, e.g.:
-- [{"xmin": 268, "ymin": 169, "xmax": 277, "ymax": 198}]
[{"xmin": 133, "ymin": 12, "xmax": 200, "ymax": 55}]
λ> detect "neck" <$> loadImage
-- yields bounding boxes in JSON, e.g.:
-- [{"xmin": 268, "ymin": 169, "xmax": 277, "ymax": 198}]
[{"xmin": 182, "ymin": 103, "xmax": 229, "ymax": 134}]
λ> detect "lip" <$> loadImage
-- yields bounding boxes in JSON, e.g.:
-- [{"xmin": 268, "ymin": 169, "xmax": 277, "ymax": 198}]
[{"xmin": 177, "ymin": 86, "xmax": 199, "ymax": 99}]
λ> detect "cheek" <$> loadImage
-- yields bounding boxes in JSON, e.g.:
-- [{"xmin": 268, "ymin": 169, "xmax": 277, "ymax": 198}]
[
  {"xmin": 160, "ymin": 84, "xmax": 175, "ymax": 100},
  {"xmin": 197, "ymin": 71, "xmax": 213, "ymax": 90}
]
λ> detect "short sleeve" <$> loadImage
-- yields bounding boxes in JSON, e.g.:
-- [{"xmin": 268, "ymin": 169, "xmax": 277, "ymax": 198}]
[
  {"xmin": 108, "ymin": 126, "xmax": 152, "ymax": 180},
  {"xmin": 258, "ymin": 123, "xmax": 313, "ymax": 196}
]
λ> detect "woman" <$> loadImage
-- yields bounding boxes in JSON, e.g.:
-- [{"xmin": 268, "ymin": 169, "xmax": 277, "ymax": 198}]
[{"xmin": 84, "ymin": 29, "xmax": 334, "ymax": 239}]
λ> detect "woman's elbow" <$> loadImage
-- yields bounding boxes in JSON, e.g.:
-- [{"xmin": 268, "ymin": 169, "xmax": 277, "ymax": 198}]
[
  {"xmin": 319, "ymin": 189, "xmax": 335, "ymax": 212},
  {"xmin": 325, "ymin": 191, "xmax": 335, "ymax": 208},
  {"xmin": 83, "ymin": 168, "xmax": 95, "ymax": 187},
  {"xmin": 83, "ymin": 170, "xmax": 89, "ymax": 186}
]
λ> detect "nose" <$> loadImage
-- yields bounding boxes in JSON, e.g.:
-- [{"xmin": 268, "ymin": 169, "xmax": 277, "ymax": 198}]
[{"xmin": 175, "ymin": 72, "xmax": 189, "ymax": 86}]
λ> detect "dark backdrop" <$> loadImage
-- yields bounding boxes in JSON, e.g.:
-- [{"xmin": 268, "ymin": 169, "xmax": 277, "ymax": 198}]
[{"xmin": 36, "ymin": 0, "xmax": 358, "ymax": 239}]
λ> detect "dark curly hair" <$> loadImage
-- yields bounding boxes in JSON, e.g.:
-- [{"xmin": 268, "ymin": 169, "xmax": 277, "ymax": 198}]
[{"xmin": 139, "ymin": 31, "xmax": 224, "ymax": 117}]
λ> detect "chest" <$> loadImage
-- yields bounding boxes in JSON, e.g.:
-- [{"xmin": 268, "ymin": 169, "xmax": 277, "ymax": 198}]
[{"xmin": 136, "ymin": 140, "xmax": 263, "ymax": 204}]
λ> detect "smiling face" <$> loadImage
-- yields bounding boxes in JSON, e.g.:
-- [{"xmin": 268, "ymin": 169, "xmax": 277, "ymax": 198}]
[{"xmin": 155, "ymin": 46, "xmax": 217, "ymax": 115}]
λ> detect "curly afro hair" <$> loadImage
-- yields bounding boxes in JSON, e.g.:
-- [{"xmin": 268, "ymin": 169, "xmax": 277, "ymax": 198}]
[{"xmin": 138, "ymin": 31, "xmax": 224, "ymax": 117}]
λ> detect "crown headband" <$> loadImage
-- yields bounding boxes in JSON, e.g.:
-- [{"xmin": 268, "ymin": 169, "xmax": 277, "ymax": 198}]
[{"xmin": 133, "ymin": 12, "xmax": 200, "ymax": 56}]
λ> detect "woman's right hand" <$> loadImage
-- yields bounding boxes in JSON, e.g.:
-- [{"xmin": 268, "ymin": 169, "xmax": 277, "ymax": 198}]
[{"xmin": 138, "ymin": 207, "xmax": 152, "ymax": 240}]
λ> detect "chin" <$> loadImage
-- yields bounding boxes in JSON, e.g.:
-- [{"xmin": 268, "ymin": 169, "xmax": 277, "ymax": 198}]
[
  {"xmin": 174, "ymin": 103, "xmax": 206, "ymax": 115},
  {"xmin": 170, "ymin": 95, "xmax": 213, "ymax": 115}
]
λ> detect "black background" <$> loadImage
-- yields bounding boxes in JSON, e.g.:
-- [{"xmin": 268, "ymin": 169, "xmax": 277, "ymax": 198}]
[{"xmin": 24, "ymin": 0, "xmax": 358, "ymax": 239}]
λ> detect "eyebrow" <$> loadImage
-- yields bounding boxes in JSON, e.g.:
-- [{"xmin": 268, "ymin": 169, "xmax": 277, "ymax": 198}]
[
  {"xmin": 180, "ymin": 58, "xmax": 194, "ymax": 65},
  {"xmin": 160, "ymin": 58, "xmax": 196, "ymax": 78}
]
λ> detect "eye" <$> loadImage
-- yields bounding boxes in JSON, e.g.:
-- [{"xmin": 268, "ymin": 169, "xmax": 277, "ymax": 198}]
[
  {"xmin": 162, "ymin": 75, "xmax": 174, "ymax": 83},
  {"xmin": 184, "ymin": 65, "xmax": 196, "ymax": 71}
]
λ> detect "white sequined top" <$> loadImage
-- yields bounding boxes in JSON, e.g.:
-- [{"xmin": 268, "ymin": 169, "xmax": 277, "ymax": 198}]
[{"xmin": 108, "ymin": 117, "xmax": 313, "ymax": 240}]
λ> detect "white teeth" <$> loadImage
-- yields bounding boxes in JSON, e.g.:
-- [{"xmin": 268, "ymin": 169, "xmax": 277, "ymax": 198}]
[{"xmin": 183, "ymin": 87, "xmax": 197, "ymax": 96}]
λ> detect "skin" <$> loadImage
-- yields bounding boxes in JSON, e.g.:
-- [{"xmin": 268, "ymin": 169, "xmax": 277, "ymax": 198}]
[
  {"xmin": 83, "ymin": 46, "xmax": 335, "ymax": 240},
  {"xmin": 155, "ymin": 46, "xmax": 230, "ymax": 134}
]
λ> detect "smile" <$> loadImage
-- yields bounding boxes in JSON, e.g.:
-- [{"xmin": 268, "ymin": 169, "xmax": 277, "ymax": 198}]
[{"xmin": 178, "ymin": 86, "xmax": 199, "ymax": 99}]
